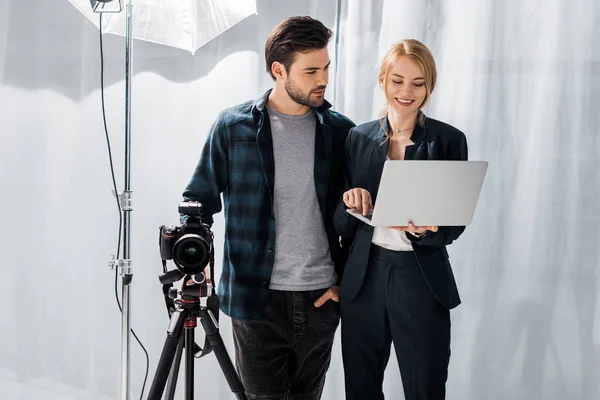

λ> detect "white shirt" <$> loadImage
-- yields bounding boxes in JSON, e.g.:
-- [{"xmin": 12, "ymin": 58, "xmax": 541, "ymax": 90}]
[{"xmin": 371, "ymin": 225, "xmax": 414, "ymax": 251}]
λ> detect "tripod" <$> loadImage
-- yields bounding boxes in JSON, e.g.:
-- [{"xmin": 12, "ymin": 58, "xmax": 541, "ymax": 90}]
[{"xmin": 147, "ymin": 283, "xmax": 247, "ymax": 400}]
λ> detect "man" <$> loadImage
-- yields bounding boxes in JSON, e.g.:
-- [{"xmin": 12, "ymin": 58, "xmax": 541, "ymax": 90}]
[{"xmin": 182, "ymin": 16, "xmax": 355, "ymax": 400}]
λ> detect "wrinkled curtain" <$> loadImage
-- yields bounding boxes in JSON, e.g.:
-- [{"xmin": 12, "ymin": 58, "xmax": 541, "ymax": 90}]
[{"xmin": 1, "ymin": 0, "xmax": 599, "ymax": 399}]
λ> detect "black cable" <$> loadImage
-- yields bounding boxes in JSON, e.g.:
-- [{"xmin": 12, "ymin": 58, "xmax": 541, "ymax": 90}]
[{"xmin": 99, "ymin": 13, "xmax": 150, "ymax": 400}]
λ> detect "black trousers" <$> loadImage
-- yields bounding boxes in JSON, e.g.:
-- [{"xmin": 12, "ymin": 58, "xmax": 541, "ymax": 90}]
[
  {"xmin": 341, "ymin": 245, "xmax": 451, "ymax": 400},
  {"xmin": 232, "ymin": 289, "xmax": 340, "ymax": 400}
]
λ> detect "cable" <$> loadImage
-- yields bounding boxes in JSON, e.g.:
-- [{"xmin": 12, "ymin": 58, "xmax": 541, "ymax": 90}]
[{"xmin": 99, "ymin": 13, "xmax": 150, "ymax": 400}]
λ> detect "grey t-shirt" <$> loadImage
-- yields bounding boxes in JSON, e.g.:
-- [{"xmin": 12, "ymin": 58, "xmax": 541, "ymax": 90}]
[{"xmin": 267, "ymin": 107, "xmax": 337, "ymax": 291}]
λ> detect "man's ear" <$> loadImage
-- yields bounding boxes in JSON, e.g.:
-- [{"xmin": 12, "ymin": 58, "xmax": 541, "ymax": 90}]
[{"xmin": 271, "ymin": 61, "xmax": 286, "ymax": 80}]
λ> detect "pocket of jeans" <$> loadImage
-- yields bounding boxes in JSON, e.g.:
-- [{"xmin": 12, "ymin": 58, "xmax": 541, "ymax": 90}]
[{"xmin": 329, "ymin": 299, "xmax": 341, "ymax": 319}]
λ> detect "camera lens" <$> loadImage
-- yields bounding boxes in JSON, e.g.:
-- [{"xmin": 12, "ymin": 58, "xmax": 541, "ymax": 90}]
[
  {"xmin": 172, "ymin": 234, "xmax": 210, "ymax": 275},
  {"xmin": 181, "ymin": 244, "xmax": 199, "ymax": 262}
]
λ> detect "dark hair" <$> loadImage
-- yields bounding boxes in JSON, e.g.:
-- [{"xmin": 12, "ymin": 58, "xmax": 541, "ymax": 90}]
[{"xmin": 265, "ymin": 16, "xmax": 332, "ymax": 80}]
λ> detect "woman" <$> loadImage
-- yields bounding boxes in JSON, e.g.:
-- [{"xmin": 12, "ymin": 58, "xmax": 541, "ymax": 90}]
[{"xmin": 335, "ymin": 39, "xmax": 468, "ymax": 400}]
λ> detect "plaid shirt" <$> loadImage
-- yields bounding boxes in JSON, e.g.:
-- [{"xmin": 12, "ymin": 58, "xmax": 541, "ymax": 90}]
[{"xmin": 183, "ymin": 90, "xmax": 355, "ymax": 319}]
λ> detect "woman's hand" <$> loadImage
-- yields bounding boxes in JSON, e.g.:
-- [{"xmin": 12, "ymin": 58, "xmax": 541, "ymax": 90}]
[
  {"xmin": 387, "ymin": 222, "xmax": 438, "ymax": 236},
  {"xmin": 343, "ymin": 188, "xmax": 373, "ymax": 216}
]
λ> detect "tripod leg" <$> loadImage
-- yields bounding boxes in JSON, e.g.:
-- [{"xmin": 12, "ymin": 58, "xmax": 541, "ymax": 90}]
[
  {"xmin": 198, "ymin": 309, "xmax": 248, "ymax": 400},
  {"xmin": 184, "ymin": 314, "xmax": 196, "ymax": 400},
  {"xmin": 164, "ymin": 337, "xmax": 184, "ymax": 400},
  {"xmin": 147, "ymin": 310, "xmax": 186, "ymax": 400}
]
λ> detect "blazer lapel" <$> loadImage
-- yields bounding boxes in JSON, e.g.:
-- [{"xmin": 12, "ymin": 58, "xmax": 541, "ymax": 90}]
[
  {"xmin": 367, "ymin": 119, "xmax": 390, "ymax": 203},
  {"xmin": 404, "ymin": 119, "xmax": 429, "ymax": 160}
]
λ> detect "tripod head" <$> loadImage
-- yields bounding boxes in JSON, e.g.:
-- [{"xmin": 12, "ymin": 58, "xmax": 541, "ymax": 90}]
[
  {"xmin": 158, "ymin": 268, "xmax": 220, "ymax": 358},
  {"xmin": 159, "ymin": 269, "xmax": 219, "ymax": 311}
]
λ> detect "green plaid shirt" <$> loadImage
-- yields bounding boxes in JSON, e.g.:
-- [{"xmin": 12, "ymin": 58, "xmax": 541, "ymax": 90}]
[{"xmin": 183, "ymin": 90, "xmax": 355, "ymax": 319}]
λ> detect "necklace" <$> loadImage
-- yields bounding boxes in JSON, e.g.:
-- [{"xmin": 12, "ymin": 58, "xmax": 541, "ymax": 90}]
[{"xmin": 392, "ymin": 127, "xmax": 414, "ymax": 139}]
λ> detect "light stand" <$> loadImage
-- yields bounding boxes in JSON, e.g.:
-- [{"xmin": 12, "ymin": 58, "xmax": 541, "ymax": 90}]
[{"xmin": 91, "ymin": 1, "xmax": 134, "ymax": 399}]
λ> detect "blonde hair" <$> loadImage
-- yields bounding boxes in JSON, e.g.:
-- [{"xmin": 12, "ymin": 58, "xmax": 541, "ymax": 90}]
[{"xmin": 379, "ymin": 39, "xmax": 437, "ymax": 129}]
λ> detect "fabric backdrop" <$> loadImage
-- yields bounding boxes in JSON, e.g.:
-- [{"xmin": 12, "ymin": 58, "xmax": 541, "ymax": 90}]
[{"xmin": 1, "ymin": 0, "xmax": 598, "ymax": 399}]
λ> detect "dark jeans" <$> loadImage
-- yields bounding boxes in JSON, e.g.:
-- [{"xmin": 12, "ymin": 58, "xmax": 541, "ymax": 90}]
[
  {"xmin": 232, "ymin": 288, "xmax": 340, "ymax": 400},
  {"xmin": 341, "ymin": 245, "xmax": 451, "ymax": 400}
]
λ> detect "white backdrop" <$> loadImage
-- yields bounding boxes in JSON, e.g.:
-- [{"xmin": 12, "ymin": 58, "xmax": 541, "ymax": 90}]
[{"xmin": 1, "ymin": 0, "xmax": 599, "ymax": 399}]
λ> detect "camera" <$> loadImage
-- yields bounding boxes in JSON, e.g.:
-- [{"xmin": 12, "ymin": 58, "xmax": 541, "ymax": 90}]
[{"xmin": 159, "ymin": 201, "xmax": 213, "ymax": 276}]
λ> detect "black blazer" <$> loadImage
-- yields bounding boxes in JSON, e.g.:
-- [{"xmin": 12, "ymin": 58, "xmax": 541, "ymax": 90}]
[{"xmin": 334, "ymin": 115, "xmax": 468, "ymax": 309}]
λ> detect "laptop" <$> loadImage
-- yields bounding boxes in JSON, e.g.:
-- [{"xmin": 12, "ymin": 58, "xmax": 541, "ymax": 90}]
[{"xmin": 346, "ymin": 160, "xmax": 488, "ymax": 227}]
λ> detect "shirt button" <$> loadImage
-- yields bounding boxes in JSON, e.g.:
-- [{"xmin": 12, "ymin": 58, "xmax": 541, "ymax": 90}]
[
  {"xmin": 268, "ymin": 248, "xmax": 273, "ymax": 253},
  {"xmin": 263, "ymin": 281, "xmax": 268, "ymax": 285}
]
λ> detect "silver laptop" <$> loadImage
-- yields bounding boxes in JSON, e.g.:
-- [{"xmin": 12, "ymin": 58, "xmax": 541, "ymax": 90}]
[{"xmin": 347, "ymin": 160, "xmax": 488, "ymax": 227}]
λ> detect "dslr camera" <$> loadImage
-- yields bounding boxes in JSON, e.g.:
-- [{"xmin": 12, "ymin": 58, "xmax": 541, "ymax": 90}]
[{"xmin": 159, "ymin": 201, "xmax": 213, "ymax": 277}]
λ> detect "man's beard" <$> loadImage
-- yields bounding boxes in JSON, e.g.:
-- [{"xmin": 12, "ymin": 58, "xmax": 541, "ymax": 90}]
[{"xmin": 284, "ymin": 79, "xmax": 326, "ymax": 108}]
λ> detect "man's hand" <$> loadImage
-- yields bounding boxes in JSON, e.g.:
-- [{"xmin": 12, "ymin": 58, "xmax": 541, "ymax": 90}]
[
  {"xmin": 314, "ymin": 286, "xmax": 340, "ymax": 307},
  {"xmin": 343, "ymin": 188, "xmax": 373, "ymax": 216}
]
